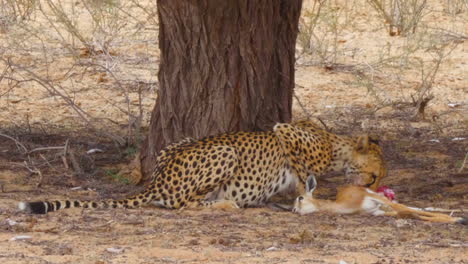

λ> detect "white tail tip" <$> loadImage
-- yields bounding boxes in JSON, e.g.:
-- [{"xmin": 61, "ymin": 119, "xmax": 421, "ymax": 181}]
[{"xmin": 18, "ymin": 202, "xmax": 27, "ymax": 211}]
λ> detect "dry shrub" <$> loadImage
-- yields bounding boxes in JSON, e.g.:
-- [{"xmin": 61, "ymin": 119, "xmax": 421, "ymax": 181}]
[
  {"xmin": 367, "ymin": 0, "xmax": 429, "ymax": 36},
  {"xmin": 443, "ymin": 0, "xmax": 468, "ymax": 15},
  {"xmin": 0, "ymin": 0, "xmax": 36, "ymax": 32},
  {"xmin": 0, "ymin": 0, "xmax": 159, "ymax": 147},
  {"xmin": 353, "ymin": 27, "xmax": 461, "ymax": 120},
  {"xmin": 297, "ymin": 0, "xmax": 359, "ymax": 67}
]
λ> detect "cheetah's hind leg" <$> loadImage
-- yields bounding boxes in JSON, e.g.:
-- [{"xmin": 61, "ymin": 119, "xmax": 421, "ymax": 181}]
[{"xmin": 187, "ymin": 200, "xmax": 240, "ymax": 210}]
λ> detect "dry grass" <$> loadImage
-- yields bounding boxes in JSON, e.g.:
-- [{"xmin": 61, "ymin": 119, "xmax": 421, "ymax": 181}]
[
  {"xmin": 0, "ymin": 1, "xmax": 467, "ymax": 263},
  {"xmin": 1, "ymin": 0, "xmax": 465, "ymax": 138},
  {"xmin": 1, "ymin": 0, "xmax": 159, "ymax": 147},
  {"xmin": 297, "ymin": 0, "xmax": 466, "ymax": 125}
]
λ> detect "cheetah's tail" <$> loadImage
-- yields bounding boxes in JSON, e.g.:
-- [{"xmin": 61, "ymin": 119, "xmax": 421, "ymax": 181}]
[{"xmin": 18, "ymin": 186, "xmax": 158, "ymax": 214}]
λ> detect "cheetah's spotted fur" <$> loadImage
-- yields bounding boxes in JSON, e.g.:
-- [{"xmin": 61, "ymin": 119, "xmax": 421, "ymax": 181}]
[{"xmin": 18, "ymin": 121, "xmax": 387, "ymax": 214}]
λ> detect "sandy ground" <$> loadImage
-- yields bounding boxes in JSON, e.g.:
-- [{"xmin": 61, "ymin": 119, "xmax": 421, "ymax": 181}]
[
  {"xmin": 0, "ymin": 0, "xmax": 467, "ymax": 263},
  {"xmin": 0, "ymin": 158, "xmax": 467, "ymax": 264}
]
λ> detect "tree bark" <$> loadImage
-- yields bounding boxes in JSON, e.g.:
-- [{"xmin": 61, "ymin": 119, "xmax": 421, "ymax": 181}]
[{"xmin": 140, "ymin": 0, "xmax": 303, "ymax": 184}]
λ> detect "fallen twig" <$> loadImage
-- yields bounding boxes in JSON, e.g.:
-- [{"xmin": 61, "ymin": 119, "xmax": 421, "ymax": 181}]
[
  {"xmin": 62, "ymin": 139, "xmax": 70, "ymax": 169},
  {"xmin": 0, "ymin": 133, "xmax": 28, "ymax": 154},
  {"xmin": 458, "ymin": 152, "xmax": 467, "ymax": 173},
  {"xmin": 10, "ymin": 161, "xmax": 43, "ymax": 187},
  {"xmin": 28, "ymin": 146, "xmax": 66, "ymax": 154},
  {"xmin": 69, "ymin": 150, "xmax": 83, "ymax": 175}
]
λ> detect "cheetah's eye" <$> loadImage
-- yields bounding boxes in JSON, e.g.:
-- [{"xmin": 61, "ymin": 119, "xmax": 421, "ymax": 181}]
[{"xmin": 298, "ymin": 196, "xmax": 304, "ymax": 202}]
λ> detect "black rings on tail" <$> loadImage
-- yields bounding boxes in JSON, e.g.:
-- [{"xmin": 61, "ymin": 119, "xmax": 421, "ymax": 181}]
[
  {"xmin": 18, "ymin": 189, "xmax": 159, "ymax": 214},
  {"xmin": 18, "ymin": 200, "xmax": 73, "ymax": 214}
]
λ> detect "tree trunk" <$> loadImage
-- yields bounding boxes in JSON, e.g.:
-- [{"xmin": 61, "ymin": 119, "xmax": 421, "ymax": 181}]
[{"xmin": 140, "ymin": 0, "xmax": 303, "ymax": 184}]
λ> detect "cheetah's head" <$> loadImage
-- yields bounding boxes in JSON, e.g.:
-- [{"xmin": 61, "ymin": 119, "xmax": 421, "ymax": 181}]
[{"xmin": 347, "ymin": 135, "xmax": 386, "ymax": 191}]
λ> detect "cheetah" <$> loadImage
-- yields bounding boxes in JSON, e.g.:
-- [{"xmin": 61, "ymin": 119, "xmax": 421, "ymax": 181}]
[{"xmin": 18, "ymin": 120, "xmax": 387, "ymax": 214}]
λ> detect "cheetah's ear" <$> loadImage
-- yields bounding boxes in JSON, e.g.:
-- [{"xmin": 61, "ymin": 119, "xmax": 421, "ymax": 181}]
[{"xmin": 355, "ymin": 135, "xmax": 370, "ymax": 154}]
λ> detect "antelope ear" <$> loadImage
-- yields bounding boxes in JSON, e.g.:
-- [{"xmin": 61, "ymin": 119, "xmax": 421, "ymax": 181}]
[
  {"xmin": 355, "ymin": 135, "xmax": 370, "ymax": 154},
  {"xmin": 305, "ymin": 174, "xmax": 317, "ymax": 194}
]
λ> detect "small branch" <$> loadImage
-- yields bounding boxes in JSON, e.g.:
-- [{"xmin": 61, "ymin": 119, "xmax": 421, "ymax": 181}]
[
  {"xmin": 69, "ymin": 150, "xmax": 83, "ymax": 175},
  {"xmin": 62, "ymin": 139, "xmax": 70, "ymax": 169},
  {"xmin": 414, "ymin": 94, "xmax": 434, "ymax": 120},
  {"xmin": 2, "ymin": 58, "xmax": 126, "ymax": 146},
  {"xmin": 293, "ymin": 91, "xmax": 313, "ymax": 121},
  {"xmin": 10, "ymin": 161, "xmax": 42, "ymax": 182},
  {"xmin": 0, "ymin": 64, "xmax": 11, "ymax": 91},
  {"xmin": 458, "ymin": 152, "xmax": 468, "ymax": 173},
  {"xmin": 0, "ymin": 133, "xmax": 28, "ymax": 154},
  {"xmin": 28, "ymin": 146, "xmax": 66, "ymax": 154},
  {"xmin": 293, "ymin": 87, "xmax": 329, "ymax": 131}
]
